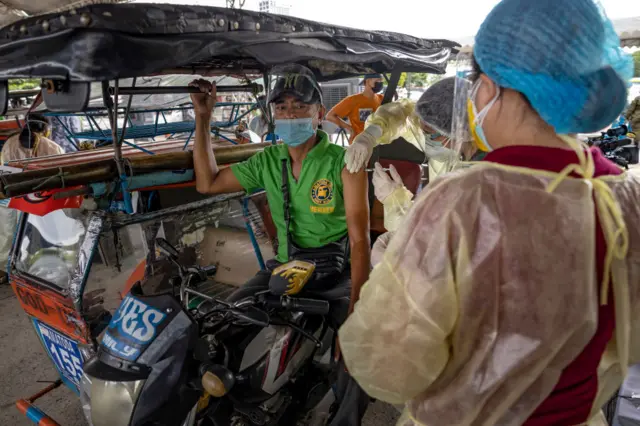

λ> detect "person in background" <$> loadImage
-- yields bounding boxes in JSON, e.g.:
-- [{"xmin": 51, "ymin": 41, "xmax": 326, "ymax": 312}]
[
  {"xmin": 1, "ymin": 113, "xmax": 64, "ymax": 163},
  {"xmin": 50, "ymin": 115, "xmax": 81, "ymax": 152},
  {"xmin": 357, "ymin": 77, "xmax": 463, "ymax": 265},
  {"xmin": 326, "ymin": 73, "xmax": 385, "ymax": 144},
  {"xmin": 625, "ymin": 95, "xmax": 640, "ymax": 141},
  {"xmin": 249, "ymin": 95, "xmax": 271, "ymax": 140},
  {"xmin": 339, "ymin": 0, "xmax": 640, "ymax": 425},
  {"xmin": 189, "ymin": 64, "xmax": 371, "ymax": 426},
  {"xmin": 343, "ymin": 77, "xmax": 483, "ymax": 175},
  {"xmin": 0, "ymin": 113, "xmax": 64, "ymax": 284}
]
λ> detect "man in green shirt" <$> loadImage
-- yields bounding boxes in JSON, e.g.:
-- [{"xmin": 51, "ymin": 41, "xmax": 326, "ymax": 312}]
[{"xmin": 190, "ymin": 64, "xmax": 370, "ymax": 425}]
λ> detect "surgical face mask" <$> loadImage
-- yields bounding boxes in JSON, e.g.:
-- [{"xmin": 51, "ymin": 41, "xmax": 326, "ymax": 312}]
[
  {"xmin": 425, "ymin": 131, "xmax": 443, "ymax": 143},
  {"xmin": 373, "ymin": 82, "xmax": 384, "ymax": 94},
  {"xmin": 275, "ymin": 118, "xmax": 316, "ymax": 147},
  {"xmin": 425, "ymin": 137, "xmax": 456, "ymax": 161},
  {"xmin": 467, "ymin": 80, "xmax": 501, "ymax": 152}
]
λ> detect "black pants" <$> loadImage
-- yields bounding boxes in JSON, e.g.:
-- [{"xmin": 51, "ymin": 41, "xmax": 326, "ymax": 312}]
[{"xmin": 227, "ymin": 268, "xmax": 370, "ymax": 426}]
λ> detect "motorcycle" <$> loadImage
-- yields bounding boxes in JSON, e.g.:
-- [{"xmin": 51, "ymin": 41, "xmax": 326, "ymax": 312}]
[
  {"xmin": 586, "ymin": 117, "xmax": 639, "ymax": 169},
  {"xmin": 82, "ymin": 238, "xmax": 340, "ymax": 426}
]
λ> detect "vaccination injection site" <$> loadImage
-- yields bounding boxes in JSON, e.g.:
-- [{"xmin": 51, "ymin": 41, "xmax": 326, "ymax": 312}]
[{"xmin": 1, "ymin": 0, "xmax": 640, "ymax": 425}]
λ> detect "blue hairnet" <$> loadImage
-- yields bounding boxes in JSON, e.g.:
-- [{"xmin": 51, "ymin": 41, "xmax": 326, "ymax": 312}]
[
  {"xmin": 474, "ymin": 0, "xmax": 633, "ymax": 134},
  {"xmin": 415, "ymin": 77, "xmax": 456, "ymax": 136}
]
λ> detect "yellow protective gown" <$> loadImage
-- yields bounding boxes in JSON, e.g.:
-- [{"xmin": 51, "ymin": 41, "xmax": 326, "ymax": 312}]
[{"xmin": 339, "ymin": 155, "xmax": 640, "ymax": 426}]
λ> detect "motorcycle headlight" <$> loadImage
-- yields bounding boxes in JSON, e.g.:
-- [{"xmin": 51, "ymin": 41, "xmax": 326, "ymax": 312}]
[
  {"xmin": 78, "ymin": 347, "xmax": 96, "ymax": 426},
  {"xmin": 83, "ymin": 375, "xmax": 146, "ymax": 426}
]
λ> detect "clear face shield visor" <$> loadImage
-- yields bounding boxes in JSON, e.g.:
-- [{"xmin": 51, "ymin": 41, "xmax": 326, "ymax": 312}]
[
  {"xmin": 410, "ymin": 71, "xmax": 475, "ymax": 177},
  {"xmin": 450, "ymin": 53, "xmax": 481, "ymax": 164},
  {"xmin": 267, "ymin": 64, "xmax": 323, "ymax": 115}
]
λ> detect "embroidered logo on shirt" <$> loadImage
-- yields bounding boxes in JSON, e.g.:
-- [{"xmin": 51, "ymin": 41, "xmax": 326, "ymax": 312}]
[{"xmin": 311, "ymin": 179, "xmax": 334, "ymax": 214}]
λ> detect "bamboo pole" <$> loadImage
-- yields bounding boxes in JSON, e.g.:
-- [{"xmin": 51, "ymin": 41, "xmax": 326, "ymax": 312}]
[{"xmin": 0, "ymin": 143, "xmax": 271, "ymax": 199}]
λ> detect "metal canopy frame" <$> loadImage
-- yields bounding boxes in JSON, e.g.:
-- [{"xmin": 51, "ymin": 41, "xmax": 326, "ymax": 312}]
[{"xmin": 44, "ymin": 103, "xmax": 258, "ymax": 148}]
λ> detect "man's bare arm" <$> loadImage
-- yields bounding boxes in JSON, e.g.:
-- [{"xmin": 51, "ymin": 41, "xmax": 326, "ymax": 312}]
[
  {"xmin": 342, "ymin": 168, "xmax": 371, "ymax": 313},
  {"xmin": 326, "ymin": 111, "xmax": 353, "ymax": 133},
  {"xmin": 326, "ymin": 99, "xmax": 354, "ymax": 134},
  {"xmin": 191, "ymin": 80, "xmax": 244, "ymax": 195}
]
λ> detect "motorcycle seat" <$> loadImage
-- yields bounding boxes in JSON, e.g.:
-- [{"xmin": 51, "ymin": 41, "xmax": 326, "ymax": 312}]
[{"xmin": 301, "ymin": 275, "xmax": 351, "ymax": 302}]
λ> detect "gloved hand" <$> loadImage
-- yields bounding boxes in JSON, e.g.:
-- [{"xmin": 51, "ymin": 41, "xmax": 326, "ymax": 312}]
[
  {"xmin": 344, "ymin": 125, "xmax": 382, "ymax": 173},
  {"xmin": 372, "ymin": 162, "xmax": 404, "ymax": 203},
  {"xmin": 371, "ymin": 231, "xmax": 393, "ymax": 267}
]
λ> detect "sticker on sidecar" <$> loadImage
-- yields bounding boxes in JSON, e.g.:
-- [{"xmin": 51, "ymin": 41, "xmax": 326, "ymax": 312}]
[
  {"xmin": 102, "ymin": 295, "xmax": 166, "ymax": 361},
  {"xmin": 101, "ymin": 331, "xmax": 140, "ymax": 361},
  {"xmin": 34, "ymin": 320, "xmax": 84, "ymax": 388}
]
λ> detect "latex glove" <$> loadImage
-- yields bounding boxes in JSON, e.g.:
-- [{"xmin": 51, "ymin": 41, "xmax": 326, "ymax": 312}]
[
  {"xmin": 344, "ymin": 125, "xmax": 382, "ymax": 173},
  {"xmin": 372, "ymin": 162, "xmax": 404, "ymax": 203},
  {"xmin": 371, "ymin": 231, "xmax": 393, "ymax": 267},
  {"xmin": 383, "ymin": 187, "xmax": 414, "ymax": 232}
]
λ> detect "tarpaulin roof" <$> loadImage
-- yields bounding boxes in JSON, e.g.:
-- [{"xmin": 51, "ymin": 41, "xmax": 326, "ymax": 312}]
[
  {"xmin": 0, "ymin": 0, "xmax": 125, "ymax": 28},
  {"xmin": 0, "ymin": 2, "xmax": 459, "ymax": 82}
]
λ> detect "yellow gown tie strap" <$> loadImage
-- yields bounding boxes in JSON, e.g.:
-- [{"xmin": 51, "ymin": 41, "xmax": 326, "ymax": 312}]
[{"xmin": 547, "ymin": 135, "xmax": 630, "ymax": 377}]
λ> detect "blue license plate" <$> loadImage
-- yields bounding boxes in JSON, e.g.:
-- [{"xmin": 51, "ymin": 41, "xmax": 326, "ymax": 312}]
[{"xmin": 33, "ymin": 320, "xmax": 84, "ymax": 389}]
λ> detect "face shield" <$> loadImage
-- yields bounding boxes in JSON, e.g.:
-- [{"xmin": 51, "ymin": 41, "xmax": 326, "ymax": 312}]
[
  {"xmin": 267, "ymin": 64, "xmax": 323, "ymax": 109},
  {"xmin": 412, "ymin": 75, "xmax": 471, "ymax": 179},
  {"xmin": 451, "ymin": 54, "xmax": 483, "ymax": 163}
]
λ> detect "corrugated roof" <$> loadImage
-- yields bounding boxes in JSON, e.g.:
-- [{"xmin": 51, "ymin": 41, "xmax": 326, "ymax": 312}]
[
  {"xmin": 615, "ymin": 16, "xmax": 640, "ymax": 48},
  {"xmin": 621, "ymin": 32, "xmax": 640, "ymax": 48},
  {"xmin": 453, "ymin": 16, "xmax": 640, "ymax": 53}
]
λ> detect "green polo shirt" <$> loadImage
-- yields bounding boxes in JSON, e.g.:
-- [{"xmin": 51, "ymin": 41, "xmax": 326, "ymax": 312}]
[{"xmin": 231, "ymin": 131, "xmax": 347, "ymax": 263}]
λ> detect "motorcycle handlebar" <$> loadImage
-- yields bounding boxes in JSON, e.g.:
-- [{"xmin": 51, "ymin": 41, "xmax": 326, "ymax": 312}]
[
  {"xmin": 203, "ymin": 265, "xmax": 217, "ymax": 277},
  {"xmin": 286, "ymin": 298, "xmax": 331, "ymax": 316},
  {"xmin": 264, "ymin": 295, "xmax": 330, "ymax": 316}
]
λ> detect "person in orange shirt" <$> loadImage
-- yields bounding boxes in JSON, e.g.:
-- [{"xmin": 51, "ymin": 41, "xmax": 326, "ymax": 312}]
[{"xmin": 326, "ymin": 73, "xmax": 384, "ymax": 144}]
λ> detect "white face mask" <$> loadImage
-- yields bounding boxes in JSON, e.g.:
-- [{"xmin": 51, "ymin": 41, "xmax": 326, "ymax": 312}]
[
  {"xmin": 468, "ymin": 79, "xmax": 501, "ymax": 152},
  {"xmin": 424, "ymin": 137, "xmax": 456, "ymax": 160}
]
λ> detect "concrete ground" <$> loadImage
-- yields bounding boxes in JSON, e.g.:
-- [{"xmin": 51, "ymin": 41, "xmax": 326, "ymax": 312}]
[{"xmin": 0, "ymin": 283, "xmax": 86, "ymax": 426}]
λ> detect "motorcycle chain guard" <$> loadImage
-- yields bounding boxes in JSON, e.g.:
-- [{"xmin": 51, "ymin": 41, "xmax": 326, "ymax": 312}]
[
  {"xmin": 41, "ymin": 80, "xmax": 90, "ymax": 112},
  {"xmin": 270, "ymin": 260, "xmax": 316, "ymax": 296}
]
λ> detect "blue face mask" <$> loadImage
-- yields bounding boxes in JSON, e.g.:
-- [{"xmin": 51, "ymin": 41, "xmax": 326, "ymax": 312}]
[
  {"xmin": 426, "ymin": 132, "xmax": 442, "ymax": 142},
  {"xmin": 275, "ymin": 118, "xmax": 316, "ymax": 147}
]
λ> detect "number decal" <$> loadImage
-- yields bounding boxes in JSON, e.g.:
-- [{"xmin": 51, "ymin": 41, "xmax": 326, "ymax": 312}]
[
  {"xmin": 34, "ymin": 321, "xmax": 84, "ymax": 388},
  {"xmin": 16, "ymin": 286, "xmax": 50, "ymax": 314}
]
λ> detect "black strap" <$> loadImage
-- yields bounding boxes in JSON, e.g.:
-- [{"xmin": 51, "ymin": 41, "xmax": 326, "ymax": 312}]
[{"xmin": 281, "ymin": 159, "xmax": 292, "ymax": 260}]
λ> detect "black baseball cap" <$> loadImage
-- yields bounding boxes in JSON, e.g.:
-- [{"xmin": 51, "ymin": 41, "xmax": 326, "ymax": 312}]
[
  {"xmin": 359, "ymin": 73, "xmax": 383, "ymax": 85},
  {"xmin": 268, "ymin": 64, "xmax": 323, "ymax": 105}
]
